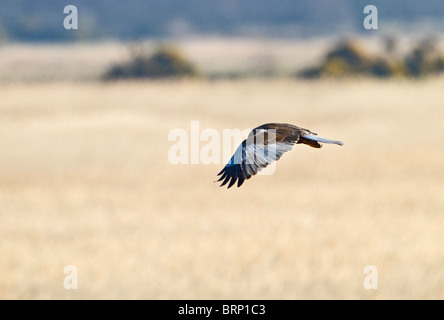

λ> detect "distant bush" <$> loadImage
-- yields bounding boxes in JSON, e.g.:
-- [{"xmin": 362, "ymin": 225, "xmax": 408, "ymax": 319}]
[
  {"xmin": 325, "ymin": 41, "xmax": 371, "ymax": 71},
  {"xmin": 300, "ymin": 40, "xmax": 396, "ymax": 79},
  {"xmin": 299, "ymin": 38, "xmax": 444, "ymax": 79},
  {"xmin": 103, "ymin": 46, "xmax": 198, "ymax": 80},
  {"xmin": 403, "ymin": 39, "xmax": 444, "ymax": 77}
]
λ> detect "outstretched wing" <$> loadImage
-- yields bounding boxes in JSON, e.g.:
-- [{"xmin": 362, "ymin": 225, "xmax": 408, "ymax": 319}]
[{"xmin": 216, "ymin": 131, "xmax": 296, "ymax": 188}]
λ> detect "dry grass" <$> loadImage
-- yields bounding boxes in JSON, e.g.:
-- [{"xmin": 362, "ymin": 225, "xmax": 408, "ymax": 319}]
[{"xmin": 1, "ymin": 78, "xmax": 444, "ymax": 299}]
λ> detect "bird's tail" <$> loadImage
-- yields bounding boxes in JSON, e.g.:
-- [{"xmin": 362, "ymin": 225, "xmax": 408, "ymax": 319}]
[{"xmin": 301, "ymin": 133, "xmax": 344, "ymax": 146}]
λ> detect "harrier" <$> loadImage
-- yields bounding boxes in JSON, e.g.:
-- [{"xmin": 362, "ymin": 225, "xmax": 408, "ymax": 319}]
[{"xmin": 217, "ymin": 123, "xmax": 344, "ymax": 188}]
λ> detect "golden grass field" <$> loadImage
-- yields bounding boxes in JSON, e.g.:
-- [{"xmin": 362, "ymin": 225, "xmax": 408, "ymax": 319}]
[{"xmin": 1, "ymin": 78, "xmax": 444, "ymax": 299}]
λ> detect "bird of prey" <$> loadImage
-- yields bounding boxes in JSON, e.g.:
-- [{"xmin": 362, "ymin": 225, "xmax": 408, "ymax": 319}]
[{"xmin": 217, "ymin": 123, "xmax": 343, "ymax": 188}]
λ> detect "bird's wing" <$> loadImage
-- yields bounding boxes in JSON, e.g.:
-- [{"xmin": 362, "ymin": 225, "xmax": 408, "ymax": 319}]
[{"xmin": 217, "ymin": 131, "xmax": 296, "ymax": 188}]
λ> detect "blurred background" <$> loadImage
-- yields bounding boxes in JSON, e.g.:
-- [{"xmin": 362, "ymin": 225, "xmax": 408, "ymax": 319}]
[{"xmin": 1, "ymin": 0, "xmax": 444, "ymax": 299}]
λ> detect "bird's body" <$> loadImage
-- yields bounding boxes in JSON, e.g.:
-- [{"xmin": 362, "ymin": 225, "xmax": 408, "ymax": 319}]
[{"xmin": 217, "ymin": 123, "xmax": 343, "ymax": 188}]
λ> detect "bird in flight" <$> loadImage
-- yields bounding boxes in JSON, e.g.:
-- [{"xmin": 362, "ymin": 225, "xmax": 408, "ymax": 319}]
[{"xmin": 217, "ymin": 123, "xmax": 344, "ymax": 188}]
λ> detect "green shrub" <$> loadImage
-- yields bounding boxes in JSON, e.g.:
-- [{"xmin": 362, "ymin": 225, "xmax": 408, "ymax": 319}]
[
  {"xmin": 103, "ymin": 46, "xmax": 198, "ymax": 80},
  {"xmin": 325, "ymin": 41, "xmax": 371, "ymax": 71},
  {"xmin": 298, "ymin": 38, "xmax": 444, "ymax": 79},
  {"xmin": 299, "ymin": 40, "xmax": 375, "ymax": 79}
]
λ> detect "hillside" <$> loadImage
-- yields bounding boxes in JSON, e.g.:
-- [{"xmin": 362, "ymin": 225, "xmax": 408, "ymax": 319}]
[{"xmin": 1, "ymin": 0, "xmax": 444, "ymax": 41}]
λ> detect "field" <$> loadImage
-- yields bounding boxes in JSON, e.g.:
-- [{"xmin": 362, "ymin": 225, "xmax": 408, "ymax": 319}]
[{"xmin": 1, "ymin": 78, "xmax": 444, "ymax": 299}]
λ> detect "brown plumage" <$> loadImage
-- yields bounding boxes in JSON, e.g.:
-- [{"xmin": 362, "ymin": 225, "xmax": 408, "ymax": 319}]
[{"xmin": 217, "ymin": 123, "xmax": 343, "ymax": 188}]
